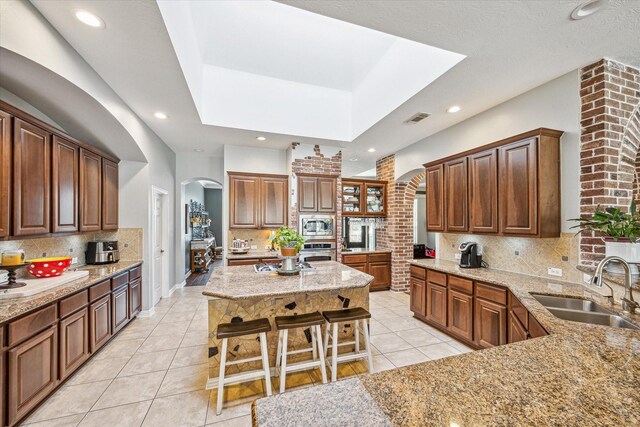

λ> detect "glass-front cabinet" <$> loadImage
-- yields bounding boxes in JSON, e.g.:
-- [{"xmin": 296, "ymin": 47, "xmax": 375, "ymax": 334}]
[{"xmin": 342, "ymin": 179, "xmax": 387, "ymax": 217}]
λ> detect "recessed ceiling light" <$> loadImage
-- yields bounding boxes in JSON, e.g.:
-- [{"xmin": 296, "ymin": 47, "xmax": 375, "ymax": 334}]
[
  {"xmin": 571, "ymin": 0, "xmax": 606, "ymax": 20},
  {"xmin": 73, "ymin": 9, "xmax": 105, "ymax": 28},
  {"xmin": 349, "ymin": 157, "xmax": 359, "ymax": 162},
  {"xmin": 193, "ymin": 149, "xmax": 204, "ymax": 153},
  {"xmin": 256, "ymin": 136, "xmax": 267, "ymax": 141},
  {"xmin": 447, "ymin": 106, "xmax": 461, "ymax": 113},
  {"xmin": 367, "ymin": 148, "xmax": 376, "ymax": 153},
  {"xmin": 153, "ymin": 112, "xmax": 168, "ymax": 119}
]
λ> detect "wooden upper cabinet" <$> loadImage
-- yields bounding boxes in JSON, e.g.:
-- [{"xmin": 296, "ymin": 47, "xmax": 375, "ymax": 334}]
[
  {"xmin": 261, "ymin": 176, "xmax": 288, "ymax": 228},
  {"xmin": 425, "ymin": 164, "xmax": 444, "ymax": 231},
  {"xmin": 52, "ymin": 136, "xmax": 79, "ymax": 233},
  {"xmin": 0, "ymin": 110, "xmax": 11, "ymax": 238},
  {"xmin": 298, "ymin": 176, "xmax": 318, "ymax": 212},
  {"xmin": 13, "ymin": 119, "xmax": 51, "ymax": 236},
  {"xmin": 469, "ymin": 149, "xmax": 498, "ymax": 233},
  {"xmin": 229, "ymin": 174, "xmax": 260, "ymax": 229},
  {"xmin": 102, "ymin": 158, "xmax": 119, "ymax": 230},
  {"xmin": 444, "ymin": 158, "xmax": 468, "ymax": 232},
  {"xmin": 499, "ymin": 138, "xmax": 537, "ymax": 235},
  {"xmin": 317, "ymin": 177, "xmax": 336, "ymax": 212},
  {"xmin": 79, "ymin": 148, "xmax": 102, "ymax": 232}
]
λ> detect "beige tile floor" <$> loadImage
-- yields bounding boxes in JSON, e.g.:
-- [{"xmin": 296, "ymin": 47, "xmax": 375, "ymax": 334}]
[{"xmin": 21, "ymin": 287, "xmax": 473, "ymax": 427}]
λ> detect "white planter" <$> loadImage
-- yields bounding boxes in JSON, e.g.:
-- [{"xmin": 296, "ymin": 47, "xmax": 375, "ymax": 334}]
[{"xmin": 604, "ymin": 240, "xmax": 640, "ymax": 275}]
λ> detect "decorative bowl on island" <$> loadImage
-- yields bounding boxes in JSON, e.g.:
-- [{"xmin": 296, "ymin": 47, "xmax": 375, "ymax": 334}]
[{"xmin": 27, "ymin": 257, "xmax": 72, "ymax": 278}]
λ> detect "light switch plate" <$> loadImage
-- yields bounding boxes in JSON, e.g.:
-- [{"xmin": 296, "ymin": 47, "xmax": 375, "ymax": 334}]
[
  {"xmin": 250, "ymin": 245, "xmax": 257, "ymax": 250},
  {"xmin": 583, "ymin": 273, "xmax": 592, "ymax": 284},
  {"xmin": 454, "ymin": 253, "xmax": 462, "ymax": 260},
  {"xmin": 71, "ymin": 257, "xmax": 78, "ymax": 265},
  {"xmin": 547, "ymin": 267, "xmax": 562, "ymax": 277}
]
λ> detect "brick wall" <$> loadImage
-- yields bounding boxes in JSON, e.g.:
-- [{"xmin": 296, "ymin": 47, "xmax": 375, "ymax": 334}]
[
  {"xmin": 289, "ymin": 144, "xmax": 342, "ymax": 260},
  {"xmin": 579, "ymin": 59, "xmax": 640, "ymax": 265}
]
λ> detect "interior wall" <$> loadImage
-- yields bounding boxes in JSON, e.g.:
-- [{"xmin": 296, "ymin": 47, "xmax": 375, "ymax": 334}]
[
  {"xmin": 0, "ymin": 87, "xmax": 62, "ymax": 128},
  {"xmin": 204, "ymin": 188, "xmax": 223, "ymax": 243},
  {"xmin": 184, "ymin": 181, "xmax": 205, "ymax": 274},
  {"xmin": 414, "ymin": 193, "xmax": 429, "ymax": 244}
]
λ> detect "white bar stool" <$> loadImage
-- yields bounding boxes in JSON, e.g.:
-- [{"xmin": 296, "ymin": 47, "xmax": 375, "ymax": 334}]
[
  {"xmin": 275, "ymin": 311, "xmax": 327, "ymax": 393},
  {"xmin": 323, "ymin": 307, "xmax": 373, "ymax": 382},
  {"xmin": 215, "ymin": 318, "xmax": 272, "ymax": 415}
]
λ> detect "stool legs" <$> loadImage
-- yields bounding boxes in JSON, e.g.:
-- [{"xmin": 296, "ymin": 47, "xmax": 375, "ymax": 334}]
[
  {"xmin": 323, "ymin": 318, "xmax": 374, "ymax": 383},
  {"xmin": 216, "ymin": 338, "xmax": 228, "ymax": 415},
  {"xmin": 362, "ymin": 319, "xmax": 373, "ymax": 372},
  {"xmin": 314, "ymin": 325, "xmax": 328, "ymax": 384},
  {"xmin": 331, "ymin": 322, "xmax": 339, "ymax": 382},
  {"xmin": 259, "ymin": 332, "xmax": 272, "ymax": 397},
  {"xmin": 279, "ymin": 329, "xmax": 289, "ymax": 394},
  {"xmin": 355, "ymin": 321, "xmax": 360, "ymax": 353}
]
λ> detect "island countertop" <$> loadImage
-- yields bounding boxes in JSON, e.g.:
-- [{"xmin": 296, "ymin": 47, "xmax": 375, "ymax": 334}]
[
  {"xmin": 203, "ymin": 261, "xmax": 373, "ymax": 300},
  {"xmin": 253, "ymin": 259, "xmax": 640, "ymax": 426}
]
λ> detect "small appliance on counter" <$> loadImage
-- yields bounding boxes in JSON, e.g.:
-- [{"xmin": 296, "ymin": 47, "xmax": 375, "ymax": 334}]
[
  {"xmin": 230, "ymin": 238, "xmax": 250, "ymax": 254},
  {"xmin": 86, "ymin": 241, "xmax": 120, "ymax": 265},
  {"xmin": 459, "ymin": 242, "xmax": 482, "ymax": 268},
  {"xmin": 413, "ymin": 244, "xmax": 436, "ymax": 259}
]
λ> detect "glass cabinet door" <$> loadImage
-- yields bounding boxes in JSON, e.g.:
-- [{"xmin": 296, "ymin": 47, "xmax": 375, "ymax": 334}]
[
  {"xmin": 342, "ymin": 182, "xmax": 362, "ymax": 215},
  {"xmin": 365, "ymin": 184, "xmax": 385, "ymax": 215}
]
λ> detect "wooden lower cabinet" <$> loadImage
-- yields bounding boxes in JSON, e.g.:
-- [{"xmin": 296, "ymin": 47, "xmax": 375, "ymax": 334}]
[
  {"xmin": 59, "ymin": 308, "xmax": 89, "ymax": 380},
  {"xmin": 7, "ymin": 327, "xmax": 58, "ymax": 426},
  {"xmin": 129, "ymin": 278, "xmax": 142, "ymax": 317},
  {"xmin": 409, "ymin": 278, "xmax": 426, "ymax": 317},
  {"xmin": 227, "ymin": 257, "xmax": 281, "ymax": 266},
  {"xmin": 348, "ymin": 263, "xmax": 368, "ymax": 273},
  {"xmin": 368, "ymin": 261, "xmax": 391, "ymax": 291},
  {"xmin": 342, "ymin": 253, "xmax": 391, "ymax": 291},
  {"xmin": 90, "ymin": 295, "xmax": 112, "ymax": 353},
  {"xmin": 528, "ymin": 313, "xmax": 548, "ymax": 339},
  {"xmin": 508, "ymin": 311, "xmax": 528, "ymax": 344},
  {"xmin": 475, "ymin": 298, "xmax": 507, "ymax": 348},
  {"xmin": 426, "ymin": 283, "xmax": 447, "ymax": 328},
  {"xmin": 447, "ymin": 289, "xmax": 473, "ymax": 342},
  {"xmin": 112, "ymin": 286, "xmax": 130, "ymax": 334}
]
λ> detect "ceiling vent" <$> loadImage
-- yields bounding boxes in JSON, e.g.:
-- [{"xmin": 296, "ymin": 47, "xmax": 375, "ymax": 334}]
[{"xmin": 404, "ymin": 112, "xmax": 430, "ymax": 124}]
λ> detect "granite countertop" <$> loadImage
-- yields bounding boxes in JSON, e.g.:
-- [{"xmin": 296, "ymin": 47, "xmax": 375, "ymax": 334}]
[
  {"xmin": 202, "ymin": 261, "xmax": 373, "ymax": 300},
  {"xmin": 341, "ymin": 248, "xmax": 392, "ymax": 255},
  {"xmin": 253, "ymin": 259, "xmax": 640, "ymax": 426},
  {"xmin": 226, "ymin": 250, "xmax": 279, "ymax": 260},
  {"xmin": 0, "ymin": 260, "xmax": 143, "ymax": 324}
]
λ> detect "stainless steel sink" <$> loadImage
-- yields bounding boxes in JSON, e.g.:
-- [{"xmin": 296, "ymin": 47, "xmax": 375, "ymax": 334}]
[
  {"xmin": 532, "ymin": 294, "xmax": 613, "ymax": 314},
  {"xmin": 532, "ymin": 294, "xmax": 640, "ymax": 330}
]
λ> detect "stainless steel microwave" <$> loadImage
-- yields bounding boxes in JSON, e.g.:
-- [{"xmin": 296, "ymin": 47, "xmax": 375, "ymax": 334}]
[{"xmin": 299, "ymin": 215, "xmax": 336, "ymax": 240}]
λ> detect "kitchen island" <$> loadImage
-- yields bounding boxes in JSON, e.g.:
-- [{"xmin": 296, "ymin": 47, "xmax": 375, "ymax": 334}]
[
  {"xmin": 253, "ymin": 259, "xmax": 640, "ymax": 426},
  {"xmin": 202, "ymin": 261, "xmax": 373, "ymax": 384}
]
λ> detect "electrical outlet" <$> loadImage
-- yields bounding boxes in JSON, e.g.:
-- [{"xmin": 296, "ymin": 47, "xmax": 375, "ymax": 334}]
[
  {"xmin": 547, "ymin": 267, "xmax": 562, "ymax": 277},
  {"xmin": 71, "ymin": 257, "xmax": 78, "ymax": 265},
  {"xmin": 454, "ymin": 253, "xmax": 462, "ymax": 260},
  {"xmin": 583, "ymin": 273, "xmax": 593, "ymax": 284},
  {"xmin": 251, "ymin": 245, "xmax": 258, "ymax": 250}
]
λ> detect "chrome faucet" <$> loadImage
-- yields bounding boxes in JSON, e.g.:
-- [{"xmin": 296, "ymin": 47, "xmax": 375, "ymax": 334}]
[{"xmin": 591, "ymin": 256, "xmax": 638, "ymax": 314}]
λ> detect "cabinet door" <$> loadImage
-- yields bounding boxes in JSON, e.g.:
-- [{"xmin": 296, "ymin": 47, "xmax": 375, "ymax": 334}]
[
  {"xmin": 0, "ymin": 110, "xmax": 11, "ymax": 238},
  {"xmin": 52, "ymin": 136, "xmax": 79, "ymax": 233},
  {"xmin": 102, "ymin": 158, "xmax": 119, "ymax": 230},
  {"xmin": 409, "ymin": 278, "xmax": 426, "ymax": 317},
  {"xmin": 348, "ymin": 263, "xmax": 368, "ymax": 274},
  {"xmin": 365, "ymin": 183, "xmax": 386, "ymax": 216},
  {"xmin": 13, "ymin": 119, "xmax": 51, "ymax": 236},
  {"xmin": 499, "ymin": 138, "xmax": 538, "ymax": 235},
  {"xmin": 342, "ymin": 181, "xmax": 363, "ymax": 215},
  {"xmin": 79, "ymin": 148, "xmax": 102, "ymax": 232},
  {"xmin": 129, "ymin": 278, "xmax": 142, "ymax": 318},
  {"xmin": 112, "ymin": 286, "xmax": 130, "ymax": 334},
  {"xmin": 475, "ymin": 298, "xmax": 507, "ymax": 348},
  {"xmin": 59, "ymin": 308, "xmax": 89, "ymax": 380},
  {"xmin": 368, "ymin": 261, "xmax": 391, "ymax": 291},
  {"xmin": 444, "ymin": 158, "xmax": 468, "ymax": 232},
  {"xmin": 261, "ymin": 176, "xmax": 288, "ymax": 228},
  {"xmin": 469, "ymin": 149, "xmax": 498, "ymax": 233},
  {"xmin": 8, "ymin": 327, "xmax": 58, "ymax": 426},
  {"xmin": 298, "ymin": 176, "xmax": 318, "ymax": 212},
  {"xmin": 229, "ymin": 175, "xmax": 260, "ymax": 228},
  {"xmin": 425, "ymin": 165, "xmax": 444, "ymax": 232},
  {"xmin": 426, "ymin": 283, "xmax": 447, "ymax": 328},
  {"xmin": 317, "ymin": 177, "xmax": 336, "ymax": 212},
  {"xmin": 447, "ymin": 289, "xmax": 473, "ymax": 342},
  {"xmin": 89, "ymin": 295, "xmax": 111, "ymax": 353},
  {"xmin": 508, "ymin": 311, "xmax": 527, "ymax": 344},
  {"xmin": 528, "ymin": 313, "xmax": 548, "ymax": 338}
]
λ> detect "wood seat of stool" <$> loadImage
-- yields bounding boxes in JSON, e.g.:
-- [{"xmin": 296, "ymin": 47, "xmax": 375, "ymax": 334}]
[
  {"xmin": 275, "ymin": 311, "xmax": 325, "ymax": 330},
  {"xmin": 217, "ymin": 318, "xmax": 271, "ymax": 339},
  {"xmin": 322, "ymin": 307, "xmax": 371, "ymax": 323}
]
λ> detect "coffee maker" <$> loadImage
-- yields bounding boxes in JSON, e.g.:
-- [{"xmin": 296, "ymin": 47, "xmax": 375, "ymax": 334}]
[
  {"xmin": 86, "ymin": 241, "xmax": 120, "ymax": 265},
  {"xmin": 459, "ymin": 242, "xmax": 482, "ymax": 268}
]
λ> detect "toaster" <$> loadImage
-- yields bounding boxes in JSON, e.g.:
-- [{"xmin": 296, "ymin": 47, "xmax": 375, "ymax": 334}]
[{"xmin": 86, "ymin": 241, "xmax": 120, "ymax": 265}]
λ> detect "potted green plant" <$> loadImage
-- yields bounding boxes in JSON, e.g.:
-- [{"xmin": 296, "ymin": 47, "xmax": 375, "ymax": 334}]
[
  {"xmin": 273, "ymin": 226, "xmax": 305, "ymax": 257},
  {"xmin": 570, "ymin": 201, "xmax": 640, "ymax": 273}
]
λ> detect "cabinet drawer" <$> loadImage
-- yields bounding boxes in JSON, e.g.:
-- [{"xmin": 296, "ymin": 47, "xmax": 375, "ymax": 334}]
[
  {"xmin": 369, "ymin": 252, "xmax": 391, "ymax": 263},
  {"xmin": 476, "ymin": 282, "xmax": 507, "ymax": 305},
  {"xmin": 228, "ymin": 258, "xmax": 261, "ymax": 266},
  {"xmin": 59, "ymin": 290, "xmax": 88, "ymax": 319},
  {"xmin": 410, "ymin": 265, "xmax": 426, "ymax": 280},
  {"xmin": 128, "ymin": 265, "xmax": 142, "ymax": 281},
  {"xmin": 427, "ymin": 270, "xmax": 447, "ymax": 287},
  {"xmin": 448, "ymin": 275, "xmax": 473, "ymax": 295},
  {"xmin": 89, "ymin": 279, "xmax": 111, "ymax": 302},
  {"xmin": 8, "ymin": 304, "xmax": 57, "ymax": 348},
  {"xmin": 343, "ymin": 254, "xmax": 367, "ymax": 264},
  {"xmin": 111, "ymin": 271, "xmax": 129, "ymax": 290}
]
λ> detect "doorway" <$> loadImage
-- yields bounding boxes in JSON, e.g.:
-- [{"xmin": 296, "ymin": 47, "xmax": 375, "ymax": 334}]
[{"xmin": 152, "ymin": 186, "xmax": 169, "ymax": 305}]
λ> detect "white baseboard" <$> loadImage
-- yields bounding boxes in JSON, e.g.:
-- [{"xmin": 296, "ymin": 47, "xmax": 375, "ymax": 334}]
[
  {"xmin": 165, "ymin": 280, "xmax": 186, "ymax": 298},
  {"xmin": 184, "ymin": 270, "xmax": 192, "ymax": 280},
  {"xmin": 137, "ymin": 307, "xmax": 156, "ymax": 318}
]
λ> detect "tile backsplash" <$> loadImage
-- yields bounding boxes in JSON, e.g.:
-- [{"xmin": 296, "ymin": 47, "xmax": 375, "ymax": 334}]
[
  {"xmin": 227, "ymin": 229, "xmax": 275, "ymax": 250},
  {"xmin": 0, "ymin": 228, "xmax": 143, "ymax": 277},
  {"xmin": 437, "ymin": 232, "xmax": 581, "ymax": 283}
]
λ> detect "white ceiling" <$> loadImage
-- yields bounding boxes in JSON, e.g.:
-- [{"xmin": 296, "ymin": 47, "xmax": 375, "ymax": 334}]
[{"xmin": 30, "ymin": 0, "xmax": 640, "ymax": 178}]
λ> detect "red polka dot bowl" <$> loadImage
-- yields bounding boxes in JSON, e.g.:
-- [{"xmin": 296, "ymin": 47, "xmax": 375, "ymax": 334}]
[{"xmin": 26, "ymin": 257, "xmax": 73, "ymax": 278}]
